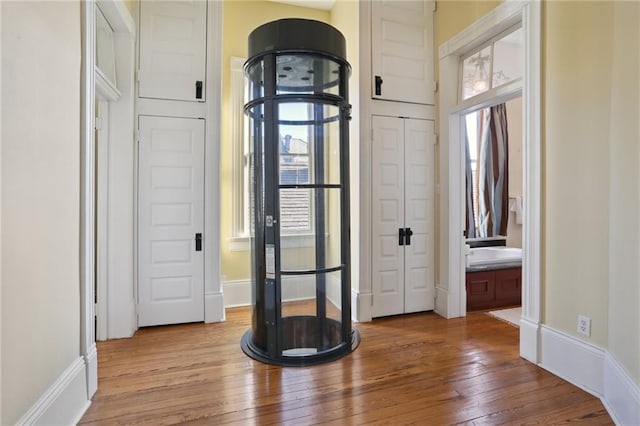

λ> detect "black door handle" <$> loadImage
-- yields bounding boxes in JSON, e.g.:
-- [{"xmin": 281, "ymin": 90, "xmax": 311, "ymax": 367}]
[
  {"xmin": 195, "ymin": 233, "xmax": 202, "ymax": 251},
  {"xmin": 375, "ymin": 75, "xmax": 383, "ymax": 96},
  {"xmin": 195, "ymin": 80, "xmax": 203, "ymax": 99},
  {"xmin": 398, "ymin": 228, "xmax": 405, "ymax": 246},
  {"xmin": 405, "ymin": 228, "xmax": 413, "ymax": 246}
]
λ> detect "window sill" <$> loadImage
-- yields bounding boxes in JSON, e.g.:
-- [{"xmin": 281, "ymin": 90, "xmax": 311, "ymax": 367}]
[{"xmin": 228, "ymin": 233, "xmax": 327, "ymax": 252}]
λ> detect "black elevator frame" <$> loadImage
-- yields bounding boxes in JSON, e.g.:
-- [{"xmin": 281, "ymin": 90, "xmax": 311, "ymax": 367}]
[{"xmin": 240, "ymin": 19, "xmax": 359, "ymax": 366}]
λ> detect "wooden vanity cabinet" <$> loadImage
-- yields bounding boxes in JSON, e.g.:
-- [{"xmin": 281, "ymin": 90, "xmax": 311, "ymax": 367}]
[{"xmin": 466, "ymin": 267, "xmax": 521, "ymax": 311}]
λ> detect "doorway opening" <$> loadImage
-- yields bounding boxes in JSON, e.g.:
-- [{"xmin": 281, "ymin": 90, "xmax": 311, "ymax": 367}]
[{"xmin": 437, "ymin": 1, "xmax": 541, "ymax": 363}]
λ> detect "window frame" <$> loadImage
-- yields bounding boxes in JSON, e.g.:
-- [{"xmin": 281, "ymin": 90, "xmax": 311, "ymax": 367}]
[{"xmin": 229, "ymin": 57, "xmax": 316, "ymax": 251}]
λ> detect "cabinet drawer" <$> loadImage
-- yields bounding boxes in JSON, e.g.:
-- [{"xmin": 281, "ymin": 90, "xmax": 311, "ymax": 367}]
[{"xmin": 466, "ymin": 271, "xmax": 496, "ymax": 310}]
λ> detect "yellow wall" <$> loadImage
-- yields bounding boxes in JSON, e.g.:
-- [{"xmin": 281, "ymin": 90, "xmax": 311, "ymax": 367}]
[
  {"xmin": 605, "ymin": 1, "xmax": 639, "ymax": 382},
  {"xmin": 435, "ymin": 0, "xmax": 502, "ymax": 47},
  {"xmin": 124, "ymin": 0, "xmax": 136, "ymax": 16},
  {"xmin": 1, "ymin": 2, "xmax": 82, "ymax": 422},
  {"xmin": 330, "ymin": 0, "xmax": 360, "ymax": 291},
  {"xmin": 220, "ymin": 1, "xmax": 330, "ymax": 281},
  {"xmin": 437, "ymin": 0, "xmax": 639, "ymax": 382},
  {"xmin": 544, "ymin": 1, "xmax": 613, "ymax": 348}
]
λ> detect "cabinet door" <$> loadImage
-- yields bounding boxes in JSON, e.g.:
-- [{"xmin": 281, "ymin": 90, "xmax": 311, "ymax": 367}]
[
  {"xmin": 371, "ymin": 0, "xmax": 434, "ymax": 105},
  {"xmin": 495, "ymin": 267, "xmax": 522, "ymax": 306},
  {"xmin": 372, "ymin": 116, "xmax": 406, "ymax": 317},
  {"xmin": 404, "ymin": 119, "xmax": 435, "ymax": 313},
  {"xmin": 139, "ymin": 1, "xmax": 207, "ymax": 102},
  {"xmin": 466, "ymin": 270, "xmax": 495, "ymax": 311}
]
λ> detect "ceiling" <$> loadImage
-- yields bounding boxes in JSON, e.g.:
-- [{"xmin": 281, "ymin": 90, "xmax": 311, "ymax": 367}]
[{"xmin": 267, "ymin": 0, "xmax": 335, "ymax": 11}]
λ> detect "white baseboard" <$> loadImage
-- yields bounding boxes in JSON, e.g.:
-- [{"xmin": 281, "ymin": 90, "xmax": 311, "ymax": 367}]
[
  {"xmin": 326, "ymin": 274, "xmax": 342, "ymax": 309},
  {"xmin": 352, "ymin": 289, "xmax": 372, "ymax": 322},
  {"xmin": 205, "ymin": 291, "xmax": 224, "ymax": 323},
  {"xmin": 85, "ymin": 344, "xmax": 98, "ymax": 398},
  {"xmin": 434, "ymin": 285, "xmax": 449, "ymax": 318},
  {"xmin": 223, "ymin": 279, "xmax": 252, "ymax": 308},
  {"xmin": 603, "ymin": 352, "xmax": 640, "ymax": 425},
  {"xmin": 519, "ymin": 316, "xmax": 539, "ymax": 364},
  {"xmin": 16, "ymin": 357, "xmax": 90, "ymax": 426},
  {"xmin": 540, "ymin": 325, "xmax": 605, "ymax": 397},
  {"xmin": 222, "ymin": 276, "xmax": 319, "ymax": 309}
]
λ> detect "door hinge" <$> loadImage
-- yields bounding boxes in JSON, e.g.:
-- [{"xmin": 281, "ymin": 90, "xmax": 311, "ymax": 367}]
[
  {"xmin": 94, "ymin": 303, "xmax": 98, "ymax": 314},
  {"xmin": 136, "ymin": 69, "xmax": 141, "ymax": 83},
  {"xmin": 435, "ymin": 133, "xmax": 439, "ymax": 145},
  {"xmin": 433, "ymin": 80, "xmax": 438, "ymax": 93},
  {"xmin": 95, "ymin": 117, "xmax": 103, "ymax": 131},
  {"xmin": 135, "ymin": 129, "xmax": 141, "ymax": 144},
  {"xmin": 433, "ymin": 0, "xmax": 437, "ymax": 12}
]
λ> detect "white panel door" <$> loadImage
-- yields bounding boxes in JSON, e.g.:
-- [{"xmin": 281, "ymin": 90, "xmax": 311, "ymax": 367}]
[
  {"xmin": 371, "ymin": 0, "xmax": 434, "ymax": 105},
  {"xmin": 138, "ymin": 115, "xmax": 205, "ymax": 327},
  {"xmin": 372, "ymin": 116, "xmax": 435, "ymax": 317},
  {"xmin": 139, "ymin": 1, "xmax": 207, "ymax": 102},
  {"xmin": 404, "ymin": 119, "xmax": 435, "ymax": 313},
  {"xmin": 372, "ymin": 115, "xmax": 405, "ymax": 317}
]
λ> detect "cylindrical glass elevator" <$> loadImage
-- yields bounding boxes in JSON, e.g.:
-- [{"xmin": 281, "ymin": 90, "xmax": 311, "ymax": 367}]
[{"xmin": 240, "ymin": 19, "xmax": 359, "ymax": 366}]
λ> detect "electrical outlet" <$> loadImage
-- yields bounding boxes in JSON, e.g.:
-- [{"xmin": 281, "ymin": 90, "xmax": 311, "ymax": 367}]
[{"xmin": 577, "ymin": 315, "xmax": 591, "ymax": 336}]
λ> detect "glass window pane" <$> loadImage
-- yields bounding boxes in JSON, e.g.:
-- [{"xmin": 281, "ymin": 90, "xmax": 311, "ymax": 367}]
[
  {"xmin": 492, "ymin": 27, "xmax": 523, "ymax": 89},
  {"xmin": 462, "ymin": 46, "xmax": 491, "ymax": 100},
  {"xmin": 96, "ymin": 7, "xmax": 116, "ymax": 84}
]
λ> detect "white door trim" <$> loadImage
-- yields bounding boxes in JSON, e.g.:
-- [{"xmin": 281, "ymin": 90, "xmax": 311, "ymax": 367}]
[
  {"xmin": 80, "ymin": 0, "xmax": 97, "ymax": 399},
  {"xmin": 204, "ymin": 0, "xmax": 224, "ymax": 322},
  {"xmin": 437, "ymin": 0, "xmax": 542, "ymax": 363}
]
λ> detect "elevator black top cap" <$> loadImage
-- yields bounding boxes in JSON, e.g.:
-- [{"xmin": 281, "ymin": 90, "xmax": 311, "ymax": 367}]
[{"xmin": 248, "ymin": 18, "xmax": 347, "ymax": 62}]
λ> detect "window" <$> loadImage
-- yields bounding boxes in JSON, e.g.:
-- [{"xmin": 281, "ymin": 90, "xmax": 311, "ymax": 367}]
[
  {"xmin": 460, "ymin": 26, "xmax": 523, "ymax": 100},
  {"xmin": 95, "ymin": 5, "xmax": 120, "ymax": 101},
  {"xmin": 230, "ymin": 58, "xmax": 314, "ymax": 249}
]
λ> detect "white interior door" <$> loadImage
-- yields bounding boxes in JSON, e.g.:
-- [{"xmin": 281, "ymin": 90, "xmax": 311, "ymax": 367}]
[
  {"xmin": 138, "ymin": 115, "xmax": 205, "ymax": 327},
  {"xmin": 404, "ymin": 119, "xmax": 435, "ymax": 313},
  {"xmin": 371, "ymin": 0, "xmax": 434, "ymax": 105},
  {"xmin": 138, "ymin": 1, "xmax": 207, "ymax": 102},
  {"xmin": 372, "ymin": 115, "xmax": 405, "ymax": 317},
  {"xmin": 372, "ymin": 116, "xmax": 435, "ymax": 317}
]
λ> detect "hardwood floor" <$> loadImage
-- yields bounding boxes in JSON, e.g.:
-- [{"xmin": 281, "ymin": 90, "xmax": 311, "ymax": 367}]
[{"xmin": 80, "ymin": 308, "xmax": 612, "ymax": 425}]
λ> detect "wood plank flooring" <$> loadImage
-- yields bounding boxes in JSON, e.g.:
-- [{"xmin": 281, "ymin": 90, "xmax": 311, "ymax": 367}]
[{"xmin": 80, "ymin": 308, "xmax": 613, "ymax": 425}]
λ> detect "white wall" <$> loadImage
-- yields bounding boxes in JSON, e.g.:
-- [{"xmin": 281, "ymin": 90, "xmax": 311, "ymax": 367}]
[
  {"xmin": 1, "ymin": 2, "xmax": 83, "ymax": 423},
  {"xmin": 505, "ymin": 96, "xmax": 522, "ymax": 248}
]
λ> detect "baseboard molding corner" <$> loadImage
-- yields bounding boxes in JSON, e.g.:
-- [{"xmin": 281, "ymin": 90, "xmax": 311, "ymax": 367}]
[
  {"xmin": 603, "ymin": 352, "xmax": 640, "ymax": 425},
  {"xmin": 16, "ymin": 357, "xmax": 90, "ymax": 426},
  {"xmin": 434, "ymin": 285, "xmax": 449, "ymax": 318},
  {"xmin": 85, "ymin": 344, "xmax": 98, "ymax": 398},
  {"xmin": 352, "ymin": 289, "xmax": 372, "ymax": 323},
  {"xmin": 205, "ymin": 291, "xmax": 224, "ymax": 323},
  {"xmin": 519, "ymin": 316, "xmax": 539, "ymax": 364},
  {"xmin": 540, "ymin": 325, "xmax": 605, "ymax": 397},
  {"xmin": 222, "ymin": 279, "xmax": 251, "ymax": 308}
]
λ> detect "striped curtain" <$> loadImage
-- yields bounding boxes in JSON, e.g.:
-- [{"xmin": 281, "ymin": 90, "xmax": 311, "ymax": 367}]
[{"xmin": 477, "ymin": 104, "xmax": 509, "ymax": 237}]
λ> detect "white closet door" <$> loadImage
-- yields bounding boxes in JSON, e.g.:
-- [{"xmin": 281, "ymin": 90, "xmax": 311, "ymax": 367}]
[
  {"xmin": 372, "ymin": 115, "xmax": 405, "ymax": 317},
  {"xmin": 138, "ymin": 115, "xmax": 205, "ymax": 327},
  {"xmin": 371, "ymin": 0, "xmax": 434, "ymax": 105},
  {"xmin": 403, "ymin": 119, "xmax": 435, "ymax": 313},
  {"xmin": 139, "ymin": 1, "xmax": 207, "ymax": 102}
]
